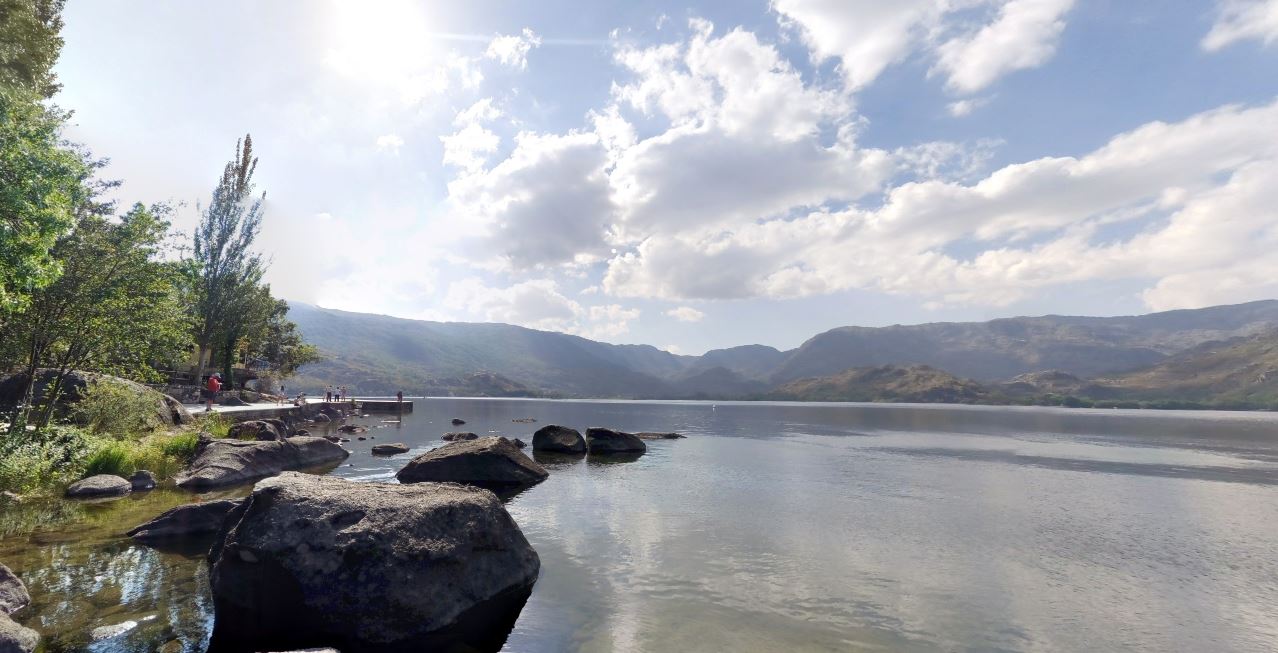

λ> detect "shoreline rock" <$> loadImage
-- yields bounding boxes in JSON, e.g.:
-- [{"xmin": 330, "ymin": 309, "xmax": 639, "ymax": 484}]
[
  {"xmin": 130, "ymin": 470, "xmax": 157, "ymax": 491},
  {"xmin": 127, "ymin": 499, "xmax": 244, "ymax": 544},
  {"xmin": 65, "ymin": 474, "xmax": 132, "ymax": 499},
  {"xmin": 396, "ymin": 437, "xmax": 548, "ymax": 491},
  {"xmin": 0, "ymin": 613, "xmax": 37, "ymax": 653},
  {"xmin": 0, "ymin": 564, "xmax": 30, "ymax": 616},
  {"xmin": 442, "ymin": 432, "xmax": 478, "ymax": 441},
  {"xmin": 531, "ymin": 425, "xmax": 586, "ymax": 454},
  {"xmin": 585, "ymin": 428, "xmax": 646, "ymax": 454},
  {"xmin": 207, "ymin": 472, "xmax": 538, "ymax": 651},
  {"xmin": 175, "ymin": 437, "xmax": 350, "ymax": 490}
]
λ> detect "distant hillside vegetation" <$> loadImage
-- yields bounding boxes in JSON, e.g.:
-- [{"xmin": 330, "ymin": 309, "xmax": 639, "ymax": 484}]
[{"xmin": 768, "ymin": 365, "xmax": 999, "ymax": 404}]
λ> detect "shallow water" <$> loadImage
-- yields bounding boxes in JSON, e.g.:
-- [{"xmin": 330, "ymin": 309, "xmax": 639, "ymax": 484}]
[{"xmin": 4, "ymin": 399, "xmax": 1278, "ymax": 652}]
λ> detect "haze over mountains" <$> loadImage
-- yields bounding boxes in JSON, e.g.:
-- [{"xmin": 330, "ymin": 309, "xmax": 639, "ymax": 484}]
[{"xmin": 288, "ymin": 300, "xmax": 1278, "ymax": 406}]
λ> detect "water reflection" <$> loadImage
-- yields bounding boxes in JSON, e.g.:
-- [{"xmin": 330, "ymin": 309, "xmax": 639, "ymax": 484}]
[{"xmin": 3, "ymin": 399, "xmax": 1278, "ymax": 652}]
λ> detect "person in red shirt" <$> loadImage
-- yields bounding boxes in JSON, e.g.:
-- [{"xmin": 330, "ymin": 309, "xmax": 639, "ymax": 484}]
[{"xmin": 204, "ymin": 373, "xmax": 222, "ymax": 412}]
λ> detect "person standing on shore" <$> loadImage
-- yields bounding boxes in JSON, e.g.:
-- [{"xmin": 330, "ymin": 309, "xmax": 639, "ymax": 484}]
[
  {"xmin": 325, "ymin": 385, "xmax": 332, "ymax": 403},
  {"xmin": 203, "ymin": 373, "xmax": 222, "ymax": 412}
]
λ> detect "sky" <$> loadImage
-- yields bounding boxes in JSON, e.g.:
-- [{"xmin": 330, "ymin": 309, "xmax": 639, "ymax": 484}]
[{"xmin": 52, "ymin": 0, "xmax": 1278, "ymax": 355}]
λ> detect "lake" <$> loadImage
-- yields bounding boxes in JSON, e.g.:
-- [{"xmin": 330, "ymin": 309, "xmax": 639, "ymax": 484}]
[{"xmin": 4, "ymin": 399, "xmax": 1278, "ymax": 652}]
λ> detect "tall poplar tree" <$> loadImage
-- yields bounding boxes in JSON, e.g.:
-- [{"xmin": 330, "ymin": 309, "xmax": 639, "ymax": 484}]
[{"xmin": 189, "ymin": 134, "xmax": 265, "ymax": 386}]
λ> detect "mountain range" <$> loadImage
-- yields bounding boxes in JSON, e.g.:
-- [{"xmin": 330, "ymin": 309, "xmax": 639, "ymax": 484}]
[{"xmin": 285, "ymin": 300, "xmax": 1278, "ymax": 407}]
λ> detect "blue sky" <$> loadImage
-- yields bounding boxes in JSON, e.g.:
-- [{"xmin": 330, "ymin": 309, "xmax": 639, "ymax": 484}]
[{"xmin": 53, "ymin": 0, "xmax": 1278, "ymax": 354}]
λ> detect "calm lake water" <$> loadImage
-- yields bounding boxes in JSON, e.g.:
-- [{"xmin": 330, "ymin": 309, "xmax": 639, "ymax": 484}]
[{"xmin": 5, "ymin": 399, "xmax": 1278, "ymax": 652}]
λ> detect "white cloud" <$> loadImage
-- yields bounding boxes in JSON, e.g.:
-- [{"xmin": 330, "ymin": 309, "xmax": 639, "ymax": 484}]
[
  {"xmin": 603, "ymin": 99, "xmax": 1278, "ymax": 310},
  {"xmin": 774, "ymin": 0, "xmax": 1076, "ymax": 93},
  {"xmin": 441, "ymin": 124, "xmax": 500, "ymax": 171},
  {"xmin": 446, "ymin": 131, "xmax": 614, "ymax": 268},
  {"xmin": 947, "ymin": 98, "xmax": 988, "ymax": 116},
  {"xmin": 485, "ymin": 28, "xmax": 542, "ymax": 69},
  {"xmin": 1203, "ymin": 0, "xmax": 1278, "ymax": 50},
  {"xmin": 933, "ymin": 0, "xmax": 1075, "ymax": 93},
  {"xmin": 375, "ymin": 133, "xmax": 404, "ymax": 154},
  {"xmin": 666, "ymin": 306, "xmax": 706, "ymax": 322}
]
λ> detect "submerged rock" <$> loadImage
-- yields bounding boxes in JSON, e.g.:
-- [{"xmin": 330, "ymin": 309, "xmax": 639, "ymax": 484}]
[
  {"xmin": 635, "ymin": 432, "xmax": 686, "ymax": 440},
  {"xmin": 442, "ymin": 432, "xmax": 478, "ymax": 441},
  {"xmin": 585, "ymin": 428, "xmax": 646, "ymax": 453},
  {"xmin": 207, "ymin": 472, "xmax": 538, "ymax": 650},
  {"xmin": 0, "ymin": 564, "xmax": 30, "ymax": 615},
  {"xmin": 175, "ymin": 437, "xmax": 350, "ymax": 490},
  {"xmin": 370, "ymin": 443, "xmax": 409, "ymax": 456},
  {"xmin": 128, "ymin": 499, "xmax": 244, "ymax": 544},
  {"xmin": 311, "ymin": 413, "xmax": 331, "ymax": 423},
  {"xmin": 130, "ymin": 470, "xmax": 157, "ymax": 491},
  {"xmin": 451, "ymin": 418, "xmax": 466, "ymax": 425},
  {"xmin": 0, "ymin": 613, "xmax": 37, "ymax": 653},
  {"xmin": 396, "ymin": 437, "xmax": 548, "ymax": 491},
  {"xmin": 65, "ymin": 474, "xmax": 132, "ymax": 498},
  {"xmin": 531, "ymin": 425, "xmax": 586, "ymax": 453},
  {"xmin": 336, "ymin": 424, "xmax": 366, "ymax": 434}
]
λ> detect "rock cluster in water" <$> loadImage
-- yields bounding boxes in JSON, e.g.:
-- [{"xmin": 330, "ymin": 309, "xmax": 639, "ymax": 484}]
[
  {"xmin": 207, "ymin": 472, "xmax": 538, "ymax": 651},
  {"xmin": 65, "ymin": 474, "xmax": 133, "ymax": 498}
]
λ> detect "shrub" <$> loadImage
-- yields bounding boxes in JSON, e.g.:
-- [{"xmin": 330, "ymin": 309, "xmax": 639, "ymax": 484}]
[
  {"xmin": 159, "ymin": 431, "xmax": 201, "ymax": 460},
  {"xmin": 0, "ymin": 426, "xmax": 94, "ymax": 493},
  {"xmin": 73, "ymin": 378, "xmax": 163, "ymax": 438}
]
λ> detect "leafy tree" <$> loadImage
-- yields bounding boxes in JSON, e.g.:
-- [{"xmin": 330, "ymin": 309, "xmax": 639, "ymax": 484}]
[
  {"xmin": 0, "ymin": 0, "xmax": 81, "ymax": 324},
  {"xmin": 5, "ymin": 203, "xmax": 188, "ymax": 428},
  {"xmin": 254, "ymin": 299, "xmax": 321, "ymax": 376},
  {"xmin": 189, "ymin": 134, "xmax": 265, "ymax": 386},
  {"xmin": 0, "ymin": 0, "xmax": 65, "ymax": 99}
]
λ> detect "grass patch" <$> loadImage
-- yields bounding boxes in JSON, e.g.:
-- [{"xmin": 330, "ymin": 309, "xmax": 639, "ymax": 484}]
[
  {"xmin": 0, "ymin": 426, "xmax": 205, "ymax": 494},
  {"xmin": 193, "ymin": 412, "xmax": 232, "ymax": 438}
]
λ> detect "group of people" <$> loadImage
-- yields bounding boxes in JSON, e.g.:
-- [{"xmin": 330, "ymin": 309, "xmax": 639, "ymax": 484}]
[{"xmin": 325, "ymin": 385, "xmax": 350, "ymax": 403}]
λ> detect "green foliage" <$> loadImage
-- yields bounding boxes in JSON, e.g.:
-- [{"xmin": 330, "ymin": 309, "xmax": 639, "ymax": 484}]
[
  {"xmin": 0, "ymin": 0, "xmax": 65, "ymax": 98},
  {"xmin": 0, "ymin": 91, "xmax": 86, "ymax": 319},
  {"xmin": 252, "ymin": 299, "xmax": 321, "ymax": 377},
  {"xmin": 158, "ymin": 431, "xmax": 200, "ymax": 459},
  {"xmin": 192, "ymin": 411, "xmax": 232, "ymax": 438},
  {"xmin": 72, "ymin": 378, "xmax": 163, "ymax": 438},
  {"xmin": 0, "ymin": 424, "xmax": 91, "ymax": 493},
  {"xmin": 82, "ymin": 439, "xmax": 133, "ymax": 477}
]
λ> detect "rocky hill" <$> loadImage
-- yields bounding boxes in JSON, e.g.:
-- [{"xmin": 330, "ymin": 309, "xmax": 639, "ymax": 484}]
[
  {"xmin": 1088, "ymin": 331, "xmax": 1278, "ymax": 406},
  {"xmin": 288, "ymin": 300, "xmax": 1278, "ymax": 401}
]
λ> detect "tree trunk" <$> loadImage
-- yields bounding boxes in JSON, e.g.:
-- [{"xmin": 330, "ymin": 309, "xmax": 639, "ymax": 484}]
[{"xmin": 194, "ymin": 343, "xmax": 210, "ymax": 389}]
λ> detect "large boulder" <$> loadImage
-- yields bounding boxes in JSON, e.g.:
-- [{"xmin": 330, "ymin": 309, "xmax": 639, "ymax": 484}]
[
  {"xmin": 175, "ymin": 437, "xmax": 350, "ymax": 490},
  {"xmin": 586, "ymin": 428, "xmax": 647, "ymax": 454},
  {"xmin": 127, "ymin": 499, "xmax": 244, "ymax": 544},
  {"xmin": 228, "ymin": 420, "xmax": 285, "ymax": 441},
  {"xmin": 0, "ymin": 613, "xmax": 37, "ymax": 653},
  {"xmin": 0, "ymin": 564, "xmax": 29, "ymax": 615},
  {"xmin": 65, "ymin": 474, "xmax": 132, "ymax": 498},
  {"xmin": 0, "ymin": 369, "xmax": 190, "ymax": 427},
  {"xmin": 207, "ymin": 473, "xmax": 538, "ymax": 651},
  {"xmin": 396, "ymin": 437, "xmax": 547, "ymax": 491},
  {"xmin": 531, "ymin": 425, "xmax": 586, "ymax": 453}
]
